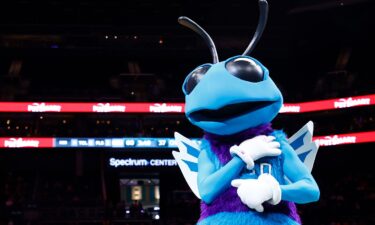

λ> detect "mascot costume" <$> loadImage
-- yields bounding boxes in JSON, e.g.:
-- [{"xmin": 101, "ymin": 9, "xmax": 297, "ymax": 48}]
[{"xmin": 172, "ymin": 0, "xmax": 320, "ymax": 224}]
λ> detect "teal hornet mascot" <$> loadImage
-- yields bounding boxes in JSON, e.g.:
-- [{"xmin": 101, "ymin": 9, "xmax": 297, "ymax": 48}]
[{"xmin": 173, "ymin": 1, "xmax": 320, "ymax": 224}]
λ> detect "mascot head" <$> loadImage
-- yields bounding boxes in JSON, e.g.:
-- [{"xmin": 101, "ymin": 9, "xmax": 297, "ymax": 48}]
[{"xmin": 180, "ymin": 0, "xmax": 283, "ymax": 135}]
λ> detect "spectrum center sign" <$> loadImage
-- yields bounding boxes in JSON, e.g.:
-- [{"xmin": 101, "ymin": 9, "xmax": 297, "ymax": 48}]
[{"xmin": 109, "ymin": 157, "xmax": 177, "ymax": 168}]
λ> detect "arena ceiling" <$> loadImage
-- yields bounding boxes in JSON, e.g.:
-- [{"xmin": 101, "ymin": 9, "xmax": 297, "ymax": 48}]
[{"xmin": 0, "ymin": 0, "xmax": 373, "ymax": 101}]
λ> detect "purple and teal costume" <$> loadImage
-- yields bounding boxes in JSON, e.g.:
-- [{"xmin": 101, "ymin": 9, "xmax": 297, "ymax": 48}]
[
  {"xmin": 198, "ymin": 124, "xmax": 301, "ymax": 225},
  {"xmin": 175, "ymin": 2, "xmax": 320, "ymax": 224}
]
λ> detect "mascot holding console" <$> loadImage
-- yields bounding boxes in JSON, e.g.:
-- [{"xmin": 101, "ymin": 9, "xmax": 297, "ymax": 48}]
[{"xmin": 173, "ymin": 1, "xmax": 320, "ymax": 224}]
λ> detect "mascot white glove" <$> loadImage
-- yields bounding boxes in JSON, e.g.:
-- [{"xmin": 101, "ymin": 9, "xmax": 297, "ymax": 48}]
[
  {"xmin": 230, "ymin": 135, "xmax": 281, "ymax": 169},
  {"xmin": 231, "ymin": 174, "xmax": 282, "ymax": 212}
]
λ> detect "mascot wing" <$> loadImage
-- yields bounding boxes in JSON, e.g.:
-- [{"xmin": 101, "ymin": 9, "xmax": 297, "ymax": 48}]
[
  {"xmin": 173, "ymin": 132, "xmax": 201, "ymax": 199},
  {"xmin": 288, "ymin": 121, "xmax": 319, "ymax": 173}
]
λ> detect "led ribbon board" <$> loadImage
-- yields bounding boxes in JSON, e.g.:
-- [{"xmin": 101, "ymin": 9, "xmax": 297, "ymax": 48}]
[
  {"xmin": 1, "ymin": 131, "xmax": 375, "ymax": 148},
  {"xmin": 0, "ymin": 94, "xmax": 374, "ymax": 113}
]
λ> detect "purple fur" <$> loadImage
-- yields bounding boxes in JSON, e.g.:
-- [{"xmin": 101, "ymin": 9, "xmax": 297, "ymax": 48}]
[
  {"xmin": 203, "ymin": 123, "xmax": 274, "ymax": 164},
  {"xmin": 199, "ymin": 123, "xmax": 302, "ymax": 224}
]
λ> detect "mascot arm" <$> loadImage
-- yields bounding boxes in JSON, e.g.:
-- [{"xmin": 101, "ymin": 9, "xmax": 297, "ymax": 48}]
[
  {"xmin": 198, "ymin": 149, "xmax": 245, "ymax": 204},
  {"xmin": 280, "ymin": 140, "xmax": 320, "ymax": 203}
]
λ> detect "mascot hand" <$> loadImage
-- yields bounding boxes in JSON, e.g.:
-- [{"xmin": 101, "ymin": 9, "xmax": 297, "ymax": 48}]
[
  {"xmin": 231, "ymin": 174, "xmax": 281, "ymax": 212},
  {"xmin": 230, "ymin": 135, "xmax": 281, "ymax": 169}
]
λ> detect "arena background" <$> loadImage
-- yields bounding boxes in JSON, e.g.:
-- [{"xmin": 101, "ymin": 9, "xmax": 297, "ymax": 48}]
[{"xmin": 0, "ymin": 0, "xmax": 374, "ymax": 225}]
